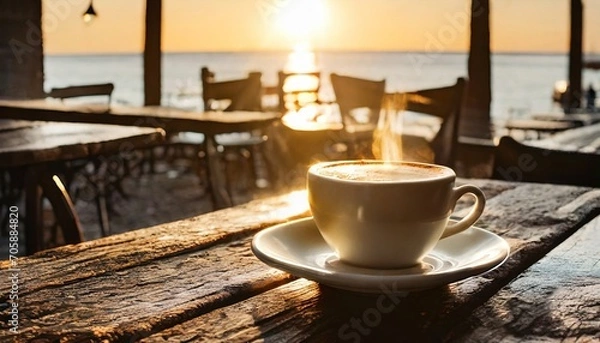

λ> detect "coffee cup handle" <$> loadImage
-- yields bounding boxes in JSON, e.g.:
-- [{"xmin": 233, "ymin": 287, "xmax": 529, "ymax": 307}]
[{"xmin": 440, "ymin": 185, "xmax": 486, "ymax": 239}]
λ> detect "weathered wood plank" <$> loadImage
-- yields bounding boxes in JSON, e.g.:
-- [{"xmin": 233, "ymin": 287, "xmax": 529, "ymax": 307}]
[
  {"xmin": 449, "ymin": 216, "xmax": 600, "ymax": 343},
  {"xmin": 138, "ymin": 185, "xmax": 600, "ymax": 341},
  {"xmin": 0, "ymin": 237, "xmax": 294, "ymax": 341},
  {"xmin": 141, "ymin": 279, "xmax": 324, "ymax": 343},
  {"xmin": 0, "ymin": 192, "xmax": 310, "ymax": 298}
]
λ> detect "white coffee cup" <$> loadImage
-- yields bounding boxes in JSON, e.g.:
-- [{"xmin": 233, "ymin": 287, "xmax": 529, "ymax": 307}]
[{"xmin": 307, "ymin": 160, "xmax": 486, "ymax": 269}]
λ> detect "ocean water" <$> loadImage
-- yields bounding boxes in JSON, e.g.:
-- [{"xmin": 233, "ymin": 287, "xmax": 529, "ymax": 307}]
[{"xmin": 44, "ymin": 52, "xmax": 600, "ymax": 123}]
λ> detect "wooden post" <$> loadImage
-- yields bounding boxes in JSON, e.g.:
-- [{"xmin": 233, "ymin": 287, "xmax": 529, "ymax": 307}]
[
  {"xmin": 144, "ymin": 0, "xmax": 162, "ymax": 106},
  {"xmin": 0, "ymin": 0, "xmax": 44, "ymax": 99},
  {"xmin": 461, "ymin": 0, "xmax": 492, "ymax": 139},
  {"xmin": 567, "ymin": 0, "xmax": 583, "ymax": 112}
]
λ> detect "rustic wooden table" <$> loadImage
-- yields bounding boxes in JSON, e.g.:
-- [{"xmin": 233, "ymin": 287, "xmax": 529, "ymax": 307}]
[
  {"xmin": 0, "ymin": 178, "xmax": 598, "ymax": 341},
  {"xmin": 530, "ymin": 122, "xmax": 600, "ymax": 153},
  {"xmin": 0, "ymin": 100, "xmax": 280, "ymax": 209},
  {"xmin": 504, "ymin": 119, "xmax": 580, "ymax": 139},
  {"xmin": 0, "ymin": 121, "xmax": 165, "ymax": 254}
]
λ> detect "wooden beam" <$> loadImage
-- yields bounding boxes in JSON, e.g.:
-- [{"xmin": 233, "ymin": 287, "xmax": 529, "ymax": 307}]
[
  {"xmin": 144, "ymin": 0, "xmax": 162, "ymax": 106},
  {"xmin": 567, "ymin": 0, "xmax": 583, "ymax": 111},
  {"xmin": 461, "ymin": 0, "xmax": 492, "ymax": 139}
]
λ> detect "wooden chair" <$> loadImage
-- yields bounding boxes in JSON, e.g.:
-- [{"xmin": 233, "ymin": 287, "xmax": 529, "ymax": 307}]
[
  {"xmin": 157, "ymin": 68, "xmax": 264, "ymax": 197},
  {"xmin": 47, "ymin": 83, "xmax": 114, "ymax": 105},
  {"xmin": 46, "ymin": 83, "xmax": 117, "ymax": 236},
  {"xmin": 2, "ymin": 165, "xmax": 83, "ymax": 253},
  {"xmin": 202, "ymin": 68, "xmax": 262, "ymax": 112},
  {"xmin": 200, "ymin": 67, "xmax": 271, "ymax": 200},
  {"xmin": 28, "ymin": 169, "xmax": 83, "ymax": 253},
  {"xmin": 330, "ymin": 73, "xmax": 386, "ymax": 158},
  {"xmin": 492, "ymin": 136, "xmax": 600, "ymax": 187},
  {"xmin": 399, "ymin": 77, "xmax": 466, "ymax": 168}
]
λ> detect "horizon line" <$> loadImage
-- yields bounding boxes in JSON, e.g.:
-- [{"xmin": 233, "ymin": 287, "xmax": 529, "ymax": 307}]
[{"xmin": 44, "ymin": 49, "xmax": 580, "ymax": 57}]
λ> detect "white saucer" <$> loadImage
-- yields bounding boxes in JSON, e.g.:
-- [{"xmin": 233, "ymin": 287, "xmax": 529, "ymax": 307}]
[{"xmin": 251, "ymin": 217, "xmax": 510, "ymax": 293}]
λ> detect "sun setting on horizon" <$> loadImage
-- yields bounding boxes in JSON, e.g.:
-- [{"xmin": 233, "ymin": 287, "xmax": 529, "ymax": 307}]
[
  {"xmin": 41, "ymin": 0, "xmax": 600, "ymax": 54},
  {"xmin": 274, "ymin": 0, "xmax": 328, "ymax": 44}
]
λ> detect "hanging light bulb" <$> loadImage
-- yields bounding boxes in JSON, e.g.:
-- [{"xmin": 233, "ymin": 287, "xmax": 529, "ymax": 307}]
[{"xmin": 82, "ymin": 0, "xmax": 97, "ymax": 23}]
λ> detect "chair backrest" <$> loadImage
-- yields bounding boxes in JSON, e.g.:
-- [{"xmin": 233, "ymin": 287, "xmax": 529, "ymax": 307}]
[
  {"xmin": 399, "ymin": 77, "xmax": 466, "ymax": 168},
  {"xmin": 201, "ymin": 67, "xmax": 262, "ymax": 112},
  {"xmin": 492, "ymin": 135, "xmax": 600, "ymax": 187},
  {"xmin": 277, "ymin": 71, "xmax": 321, "ymax": 113},
  {"xmin": 47, "ymin": 83, "xmax": 114, "ymax": 104},
  {"xmin": 330, "ymin": 73, "xmax": 386, "ymax": 128}
]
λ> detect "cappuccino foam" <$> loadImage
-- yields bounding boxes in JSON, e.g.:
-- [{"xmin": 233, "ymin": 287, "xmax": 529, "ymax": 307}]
[{"xmin": 317, "ymin": 162, "xmax": 450, "ymax": 182}]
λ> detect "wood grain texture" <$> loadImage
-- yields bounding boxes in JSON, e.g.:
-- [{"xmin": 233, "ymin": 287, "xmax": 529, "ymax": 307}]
[
  {"xmin": 450, "ymin": 216, "xmax": 600, "ymax": 343},
  {"xmin": 141, "ymin": 279, "xmax": 324, "ymax": 343},
  {"xmin": 0, "ymin": 192, "xmax": 310, "ymax": 297},
  {"xmin": 1, "ymin": 237, "xmax": 293, "ymax": 341},
  {"xmin": 0, "ymin": 122, "xmax": 165, "ymax": 168},
  {"xmin": 1, "ymin": 182, "xmax": 598, "ymax": 342},
  {"xmin": 0, "ymin": 192, "xmax": 310, "ymax": 341},
  {"xmin": 0, "ymin": 100, "xmax": 279, "ymax": 135},
  {"xmin": 139, "ymin": 185, "xmax": 600, "ymax": 343}
]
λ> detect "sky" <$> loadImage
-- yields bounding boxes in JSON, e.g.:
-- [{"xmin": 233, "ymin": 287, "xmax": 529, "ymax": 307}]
[{"xmin": 42, "ymin": 0, "xmax": 600, "ymax": 54}]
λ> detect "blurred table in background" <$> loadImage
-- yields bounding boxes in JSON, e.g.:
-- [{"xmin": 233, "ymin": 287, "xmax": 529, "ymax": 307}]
[
  {"xmin": 504, "ymin": 118, "xmax": 580, "ymax": 139},
  {"xmin": 529, "ymin": 122, "xmax": 600, "ymax": 153},
  {"xmin": 0, "ymin": 100, "xmax": 279, "ymax": 209},
  {"xmin": 0, "ymin": 120, "xmax": 165, "ymax": 253}
]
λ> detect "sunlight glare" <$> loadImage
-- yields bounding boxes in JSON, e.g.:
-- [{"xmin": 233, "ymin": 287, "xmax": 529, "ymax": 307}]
[
  {"xmin": 280, "ymin": 43, "xmax": 320, "ymax": 112},
  {"xmin": 277, "ymin": 190, "xmax": 309, "ymax": 216},
  {"xmin": 275, "ymin": 0, "xmax": 327, "ymax": 41},
  {"xmin": 284, "ymin": 43, "xmax": 318, "ymax": 73}
]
